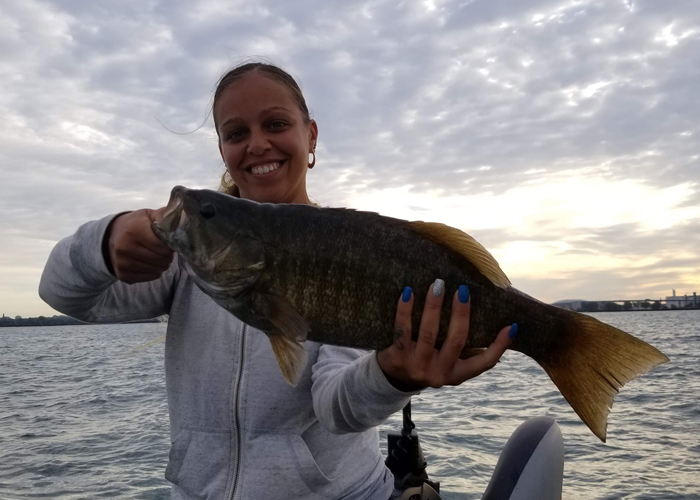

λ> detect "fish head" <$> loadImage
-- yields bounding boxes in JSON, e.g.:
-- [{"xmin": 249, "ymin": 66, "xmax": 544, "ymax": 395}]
[{"xmin": 153, "ymin": 185, "xmax": 265, "ymax": 298}]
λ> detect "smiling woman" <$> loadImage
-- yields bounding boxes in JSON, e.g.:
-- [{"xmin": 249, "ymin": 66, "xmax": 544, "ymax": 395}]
[
  {"xmin": 38, "ymin": 61, "xmax": 519, "ymax": 500},
  {"xmin": 213, "ymin": 63, "xmax": 318, "ymax": 205}
]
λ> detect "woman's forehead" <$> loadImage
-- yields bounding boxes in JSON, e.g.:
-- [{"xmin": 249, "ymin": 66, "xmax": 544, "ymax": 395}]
[{"xmin": 216, "ymin": 73, "xmax": 299, "ymax": 121}]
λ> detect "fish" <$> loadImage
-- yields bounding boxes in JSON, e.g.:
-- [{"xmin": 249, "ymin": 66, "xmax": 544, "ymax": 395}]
[{"xmin": 152, "ymin": 185, "xmax": 669, "ymax": 442}]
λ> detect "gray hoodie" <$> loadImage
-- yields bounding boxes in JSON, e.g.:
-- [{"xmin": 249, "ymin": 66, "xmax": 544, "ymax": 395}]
[{"xmin": 39, "ymin": 214, "xmax": 419, "ymax": 500}]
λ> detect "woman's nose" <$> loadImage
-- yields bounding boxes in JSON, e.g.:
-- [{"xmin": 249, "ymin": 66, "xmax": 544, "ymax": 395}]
[{"xmin": 247, "ymin": 129, "xmax": 271, "ymax": 155}]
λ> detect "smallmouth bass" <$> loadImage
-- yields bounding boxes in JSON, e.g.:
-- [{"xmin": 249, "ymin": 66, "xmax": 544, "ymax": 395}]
[{"xmin": 153, "ymin": 185, "xmax": 668, "ymax": 442}]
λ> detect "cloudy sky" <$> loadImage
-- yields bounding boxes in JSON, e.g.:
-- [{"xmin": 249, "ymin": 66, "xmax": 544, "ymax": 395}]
[{"xmin": 1, "ymin": 0, "xmax": 698, "ymax": 317}]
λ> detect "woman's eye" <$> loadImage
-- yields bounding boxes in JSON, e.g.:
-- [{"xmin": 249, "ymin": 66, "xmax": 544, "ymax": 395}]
[
  {"xmin": 226, "ymin": 129, "xmax": 246, "ymax": 141},
  {"xmin": 269, "ymin": 120, "xmax": 287, "ymax": 130}
]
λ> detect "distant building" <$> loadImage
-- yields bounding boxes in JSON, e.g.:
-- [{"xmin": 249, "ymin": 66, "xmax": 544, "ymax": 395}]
[
  {"xmin": 551, "ymin": 299, "xmax": 584, "ymax": 311},
  {"xmin": 665, "ymin": 290, "xmax": 698, "ymax": 308}
]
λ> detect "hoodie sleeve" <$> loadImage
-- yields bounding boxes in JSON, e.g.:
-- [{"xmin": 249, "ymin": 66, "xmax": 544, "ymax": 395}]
[
  {"xmin": 38, "ymin": 214, "xmax": 180, "ymax": 323},
  {"xmin": 310, "ymin": 345, "xmax": 422, "ymax": 434}
]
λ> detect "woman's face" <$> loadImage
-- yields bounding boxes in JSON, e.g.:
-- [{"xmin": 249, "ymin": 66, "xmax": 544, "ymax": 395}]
[{"xmin": 216, "ymin": 72, "xmax": 318, "ymax": 204}]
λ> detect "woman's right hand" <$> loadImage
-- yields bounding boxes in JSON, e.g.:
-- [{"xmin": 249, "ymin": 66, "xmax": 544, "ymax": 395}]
[{"xmin": 106, "ymin": 208, "xmax": 174, "ymax": 284}]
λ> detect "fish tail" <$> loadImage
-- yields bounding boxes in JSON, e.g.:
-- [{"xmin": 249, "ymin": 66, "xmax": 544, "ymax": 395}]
[{"xmin": 537, "ymin": 313, "xmax": 668, "ymax": 442}]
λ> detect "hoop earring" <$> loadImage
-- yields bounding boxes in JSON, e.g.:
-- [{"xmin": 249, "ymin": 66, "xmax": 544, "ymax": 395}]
[{"xmin": 309, "ymin": 151, "xmax": 316, "ymax": 169}]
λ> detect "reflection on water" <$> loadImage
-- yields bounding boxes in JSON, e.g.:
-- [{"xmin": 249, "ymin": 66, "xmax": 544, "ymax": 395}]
[{"xmin": 1, "ymin": 311, "xmax": 698, "ymax": 499}]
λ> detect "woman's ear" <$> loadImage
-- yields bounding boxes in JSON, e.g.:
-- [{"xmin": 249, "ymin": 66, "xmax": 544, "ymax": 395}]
[{"xmin": 309, "ymin": 120, "xmax": 318, "ymax": 150}]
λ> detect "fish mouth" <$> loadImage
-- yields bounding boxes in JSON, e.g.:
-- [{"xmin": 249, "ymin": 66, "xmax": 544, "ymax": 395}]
[{"xmin": 153, "ymin": 186, "xmax": 189, "ymax": 238}]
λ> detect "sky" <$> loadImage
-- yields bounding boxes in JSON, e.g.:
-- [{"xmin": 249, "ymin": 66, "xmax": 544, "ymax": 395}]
[{"xmin": 1, "ymin": 0, "xmax": 698, "ymax": 317}]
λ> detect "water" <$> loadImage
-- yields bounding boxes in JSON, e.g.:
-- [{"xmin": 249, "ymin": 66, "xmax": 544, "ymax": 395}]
[
  {"xmin": 0, "ymin": 324, "xmax": 170, "ymax": 499},
  {"xmin": 389, "ymin": 311, "xmax": 700, "ymax": 499},
  {"xmin": 1, "ymin": 311, "xmax": 698, "ymax": 499}
]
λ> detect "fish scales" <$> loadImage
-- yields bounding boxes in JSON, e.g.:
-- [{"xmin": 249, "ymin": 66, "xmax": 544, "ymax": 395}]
[
  {"xmin": 238, "ymin": 202, "xmax": 567, "ymax": 359},
  {"xmin": 154, "ymin": 186, "xmax": 669, "ymax": 442}
]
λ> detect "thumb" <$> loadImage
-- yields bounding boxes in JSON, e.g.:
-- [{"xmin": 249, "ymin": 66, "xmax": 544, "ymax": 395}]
[
  {"xmin": 142, "ymin": 207, "xmax": 174, "ymax": 253},
  {"xmin": 146, "ymin": 206, "xmax": 169, "ymax": 223}
]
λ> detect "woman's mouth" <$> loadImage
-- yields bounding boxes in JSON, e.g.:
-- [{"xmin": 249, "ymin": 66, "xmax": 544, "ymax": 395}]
[{"xmin": 248, "ymin": 161, "xmax": 284, "ymax": 176}]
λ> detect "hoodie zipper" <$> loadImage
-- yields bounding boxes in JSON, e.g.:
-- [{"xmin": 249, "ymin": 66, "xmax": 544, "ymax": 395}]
[{"xmin": 229, "ymin": 324, "xmax": 247, "ymax": 500}]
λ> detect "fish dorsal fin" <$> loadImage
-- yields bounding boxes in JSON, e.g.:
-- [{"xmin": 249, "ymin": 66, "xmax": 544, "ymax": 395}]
[{"xmin": 408, "ymin": 221, "xmax": 511, "ymax": 288}]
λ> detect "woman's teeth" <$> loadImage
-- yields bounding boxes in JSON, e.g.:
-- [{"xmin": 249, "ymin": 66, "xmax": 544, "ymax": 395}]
[{"xmin": 250, "ymin": 162, "xmax": 281, "ymax": 175}]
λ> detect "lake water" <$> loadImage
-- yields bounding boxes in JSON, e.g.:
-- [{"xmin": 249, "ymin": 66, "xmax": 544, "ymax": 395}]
[{"xmin": 1, "ymin": 311, "xmax": 698, "ymax": 499}]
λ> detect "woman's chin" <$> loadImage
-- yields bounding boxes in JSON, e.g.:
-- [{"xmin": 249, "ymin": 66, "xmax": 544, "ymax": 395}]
[
  {"xmin": 239, "ymin": 164, "xmax": 309, "ymax": 204},
  {"xmin": 243, "ymin": 184, "xmax": 289, "ymax": 204}
]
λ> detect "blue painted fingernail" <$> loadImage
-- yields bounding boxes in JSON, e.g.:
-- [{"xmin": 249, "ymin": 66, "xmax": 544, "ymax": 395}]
[
  {"xmin": 402, "ymin": 287, "xmax": 412, "ymax": 303},
  {"xmin": 458, "ymin": 285, "xmax": 470, "ymax": 304},
  {"xmin": 509, "ymin": 323, "xmax": 518, "ymax": 339}
]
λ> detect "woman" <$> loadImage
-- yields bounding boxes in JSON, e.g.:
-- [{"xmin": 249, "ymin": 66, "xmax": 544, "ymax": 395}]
[{"xmin": 39, "ymin": 62, "xmax": 515, "ymax": 500}]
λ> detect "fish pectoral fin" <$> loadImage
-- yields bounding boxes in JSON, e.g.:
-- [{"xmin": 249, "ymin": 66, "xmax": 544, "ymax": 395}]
[
  {"xmin": 408, "ymin": 221, "xmax": 511, "ymax": 289},
  {"xmin": 266, "ymin": 295, "xmax": 310, "ymax": 342},
  {"xmin": 263, "ymin": 295, "xmax": 310, "ymax": 386},
  {"xmin": 269, "ymin": 334, "xmax": 308, "ymax": 386}
]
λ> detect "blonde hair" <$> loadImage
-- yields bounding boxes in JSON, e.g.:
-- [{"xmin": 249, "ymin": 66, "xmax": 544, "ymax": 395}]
[{"xmin": 218, "ymin": 169, "xmax": 240, "ymax": 197}]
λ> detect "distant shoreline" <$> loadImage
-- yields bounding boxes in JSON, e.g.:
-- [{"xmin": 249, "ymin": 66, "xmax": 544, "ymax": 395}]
[
  {"xmin": 2, "ymin": 305, "xmax": 697, "ymax": 330},
  {"xmin": 0, "ymin": 316, "xmax": 164, "ymax": 328},
  {"xmin": 554, "ymin": 297, "xmax": 699, "ymax": 313},
  {"xmin": 589, "ymin": 308, "xmax": 700, "ymax": 313}
]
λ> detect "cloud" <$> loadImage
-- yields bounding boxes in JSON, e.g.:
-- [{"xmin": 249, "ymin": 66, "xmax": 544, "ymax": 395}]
[{"xmin": 1, "ymin": 0, "xmax": 698, "ymax": 315}]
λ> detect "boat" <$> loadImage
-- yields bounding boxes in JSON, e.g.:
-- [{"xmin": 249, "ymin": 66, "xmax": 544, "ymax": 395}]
[{"xmin": 386, "ymin": 402, "xmax": 564, "ymax": 500}]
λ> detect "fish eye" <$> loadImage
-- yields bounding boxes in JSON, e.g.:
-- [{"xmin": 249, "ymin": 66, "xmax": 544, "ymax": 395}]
[{"xmin": 200, "ymin": 204, "xmax": 216, "ymax": 219}]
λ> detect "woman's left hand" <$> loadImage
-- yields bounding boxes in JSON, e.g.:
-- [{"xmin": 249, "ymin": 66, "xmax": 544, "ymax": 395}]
[{"xmin": 376, "ymin": 280, "xmax": 515, "ymax": 392}]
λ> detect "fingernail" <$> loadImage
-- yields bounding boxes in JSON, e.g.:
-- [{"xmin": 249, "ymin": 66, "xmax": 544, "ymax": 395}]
[
  {"xmin": 458, "ymin": 285, "xmax": 470, "ymax": 304},
  {"xmin": 402, "ymin": 287, "xmax": 412, "ymax": 303},
  {"xmin": 432, "ymin": 279, "xmax": 445, "ymax": 297},
  {"xmin": 509, "ymin": 323, "xmax": 518, "ymax": 339}
]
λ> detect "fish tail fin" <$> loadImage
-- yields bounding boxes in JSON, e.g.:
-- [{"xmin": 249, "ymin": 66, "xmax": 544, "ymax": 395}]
[{"xmin": 537, "ymin": 313, "xmax": 668, "ymax": 442}]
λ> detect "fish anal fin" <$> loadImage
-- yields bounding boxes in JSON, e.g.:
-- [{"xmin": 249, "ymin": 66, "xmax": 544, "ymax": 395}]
[
  {"xmin": 408, "ymin": 221, "xmax": 511, "ymax": 288},
  {"xmin": 538, "ymin": 312, "xmax": 669, "ymax": 442},
  {"xmin": 269, "ymin": 334, "xmax": 308, "ymax": 386}
]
